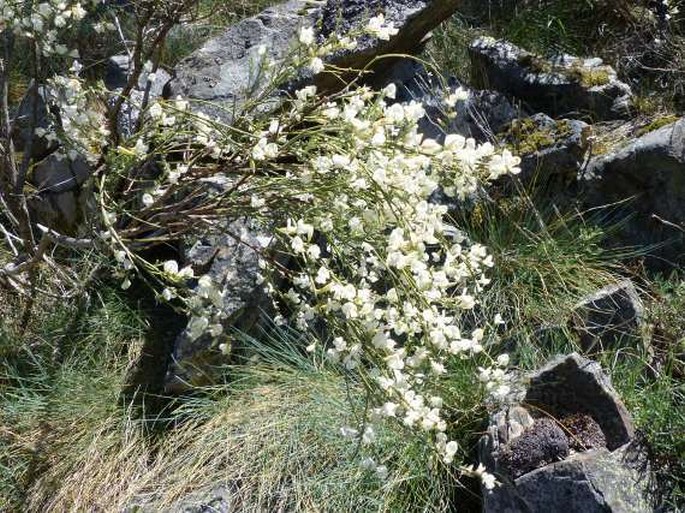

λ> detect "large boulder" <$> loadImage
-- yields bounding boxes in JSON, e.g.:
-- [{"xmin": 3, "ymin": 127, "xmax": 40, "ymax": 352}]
[
  {"xmin": 165, "ymin": 0, "xmax": 463, "ymax": 122},
  {"xmin": 469, "ymin": 37, "xmax": 632, "ymax": 121},
  {"xmin": 481, "ymin": 353, "xmax": 654, "ymax": 513},
  {"xmin": 164, "ymin": 219, "xmax": 273, "ymax": 393},
  {"xmin": 580, "ymin": 117, "xmax": 685, "ymax": 268},
  {"xmin": 486, "ymin": 444, "xmax": 654, "ymax": 513},
  {"xmin": 164, "ymin": 0, "xmax": 316, "ymax": 122}
]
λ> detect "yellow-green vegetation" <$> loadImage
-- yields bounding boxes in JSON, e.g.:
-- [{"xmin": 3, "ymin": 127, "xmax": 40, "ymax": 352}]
[
  {"xmin": 567, "ymin": 66, "xmax": 612, "ymax": 87},
  {"xmin": 505, "ymin": 118, "xmax": 573, "ymax": 155},
  {"xmin": 636, "ymin": 114, "xmax": 680, "ymax": 136},
  {"xmin": 2, "ymin": 1, "xmax": 685, "ymax": 512},
  {"xmin": 2, "ymin": 191, "xmax": 684, "ymax": 510},
  {"xmin": 452, "ymin": 190, "xmax": 685, "ymax": 508},
  {"xmin": 425, "ymin": 14, "xmax": 487, "ymax": 82},
  {"xmin": 451, "ymin": 191, "xmax": 625, "ymax": 332}
]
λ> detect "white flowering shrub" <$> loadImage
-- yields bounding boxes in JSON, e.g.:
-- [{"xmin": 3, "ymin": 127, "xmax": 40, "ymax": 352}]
[
  {"xmin": 246, "ymin": 57, "xmax": 519, "ymax": 483},
  {"xmin": 2, "ymin": 2, "xmax": 521, "ymax": 493}
]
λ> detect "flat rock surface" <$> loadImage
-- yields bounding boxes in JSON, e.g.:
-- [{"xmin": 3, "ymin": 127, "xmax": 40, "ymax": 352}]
[
  {"xmin": 469, "ymin": 37, "xmax": 632, "ymax": 121},
  {"xmin": 165, "ymin": 0, "xmax": 462, "ymax": 121}
]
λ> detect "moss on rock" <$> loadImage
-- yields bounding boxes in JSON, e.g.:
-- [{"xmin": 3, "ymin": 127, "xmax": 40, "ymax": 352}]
[
  {"xmin": 636, "ymin": 114, "xmax": 679, "ymax": 137},
  {"xmin": 505, "ymin": 117, "xmax": 574, "ymax": 155}
]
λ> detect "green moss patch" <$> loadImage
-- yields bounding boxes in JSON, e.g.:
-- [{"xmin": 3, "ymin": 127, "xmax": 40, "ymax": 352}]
[
  {"xmin": 636, "ymin": 115, "xmax": 680, "ymax": 137},
  {"xmin": 504, "ymin": 117, "xmax": 574, "ymax": 155}
]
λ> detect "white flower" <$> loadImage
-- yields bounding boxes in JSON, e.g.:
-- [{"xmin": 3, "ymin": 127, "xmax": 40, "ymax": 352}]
[
  {"xmin": 163, "ymin": 260, "xmax": 179, "ymax": 275},
  {"xmin": 142, "ymin": 193, "xmax": 154, "ymax": 207},
  {"xmin": 187, "ymin": 316, "xmax": 209, "ymax": 341},
  {"xmin": 309, "ymin": 57, "xmax": 325, "ymax": 74},
  {"xmin": 299, "ymin": 26, "xmax": 315, "ymax": 46},
  {"xmin": 252, "ymin": 137, "xmax": 278, "ymax": 161},
  {"xmin": 250, "ymin": 195, "xmax": 265, "ymax": 208},
  {"xmin": 178, "ymin": 266, "xmax": 194, "ymax": 278},
  {"xmin": 133, "ymin": 138, "xmax": 148, "ymax": 157},
  {"xmin": 444, "ymin": 87, "xmax": 470, "ymax": 107},
  {"xmin": 148, "ymin": 102, "xmax": 163, "ymax": 120},
  {"xmin": 470, "ymin": 463, "xmax": 497, "ymax": 490},
  {"xmin": 291, "ymin": 236, "xmax": 305, "ymax": 254},
  {"xmin": 496, "ymin": 353, "xmax": 510, "ymax": 367},
  {"xmin": 443, "ymin": 440, "xmax": 458, "ymax": 463},
  {"xmin": 366, "ymin": 14, "xmax": 399, "ymax": 41},
  {"xmin": 382, "ymin": 83, "xmax": 397, "ymax": 99},
  {"xmin": 307, "ymin": 244, "xmax": 321, "ymax": 260},
  {"xmin": 340, "ymin": 426, "xmax": 358, "ymax": 438},
  {"xmin": 381, "ymin": 402, "xmax": 398, "ymax": 417},
  {"xmin": 315, "ymin": 266, "xmax": 330, "ymax": 284}
]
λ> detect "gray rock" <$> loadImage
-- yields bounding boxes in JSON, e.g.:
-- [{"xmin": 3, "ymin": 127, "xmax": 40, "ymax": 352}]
[
  {"xmin": 571, "ymin": 280, "xmax": 645, "ymax": 353},
  {"xmin": 481, "ymin": 353, "xmax": 653, "ymax": 513},
  {"xmin": 165, "ymin": 1, "xmax": 318, "ymax": 122},
  {"xmin": 469, "ymin": 37, "xmax": 632, "ymax": 121},
  {"xmin": 580, "ymin": 117, "xmax": 685, "ymax": 268},
  {"xmin": 27, "ymin": 153, "xmax": 92, "ymax": 234},
  {"xmin": 164, "ymin": 219, "xmax": 273, "ymax": 393},
  {"xmin": 32, "ymin": 152, "xmax": 91, "ymax": 194},
  {"xmin": 11, "ymin": 81, "xmax": 59, "ymax": 160},
  {"xmin": 390, "ymin": 59, "xmax": 520, "ymax": 143},
  {"xmin": 167, "ymin": 485, "xmax": 235, "ymax": 513},
  {"xmin": 502, "ymin": 112, "xmax": 590, "ymax": 186},
  {"xmin": 105, "ymin": 54, "xmax": 172, "ymax": 98},
  {"xmin": 524, "ymin": 353, "xmax": 634, "ymax": 450},
  {"xmin": 106, "ymin": 54, "xmax": 172, "ymax": 138},
  {"xmin": 485, "ymin": 445, "xmax": 654, "ymax": 513},
  {"xmin": 125, "ymin": 485, "xmax": 236, "ymax": 513},
  {"xmin": 166, "ymin": 0, "xmax": 462, "ymax": 122}
]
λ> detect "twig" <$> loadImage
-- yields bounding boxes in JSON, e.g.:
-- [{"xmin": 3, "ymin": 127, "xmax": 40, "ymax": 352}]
[
  {"xmin": 35, "ymin": 223, "xmax": 95, "ymax": 249},
  {"xmin": 0, "ymin": 234, "xmax": 50, "ymax": 277},
  {"xmin": 0, "ymin": 222, "xmax": 20, "ymax": 256},
  {"xmin": 651, "ymin": 214, "xmax": 685, "ymax": 233}
]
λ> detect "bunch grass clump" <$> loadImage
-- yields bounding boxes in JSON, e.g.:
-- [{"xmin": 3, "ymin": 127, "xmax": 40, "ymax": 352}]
[{"xmin": 0, "ymin": 308, "xmax": 479, "ymax": 512}]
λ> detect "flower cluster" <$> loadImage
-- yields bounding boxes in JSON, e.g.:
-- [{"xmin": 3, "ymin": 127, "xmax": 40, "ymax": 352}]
[
  {"xmin": 0, "ymin": 0, "xmax": 100, "ymax": 56},
  {"xmin": 366, "ymin": 14, "xmax": 399, "ymax": 41},
  {"xmin": 45, "ymin": 69, "xmax": 110, "ymax": 161},
  {"xmin": 160, "ymin": 260, "xmax": 226, "ymax": 342},
  {"xmin": 93, "ymin": 15, "xmax": 522, "ymax": 491},
  {"xmin": 245, "ymin": 81, "xmax": 520, "ymax": 485},
  {"xmin": 297, "ymin": 25, "xmax": 358, "ymax": 76}
]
